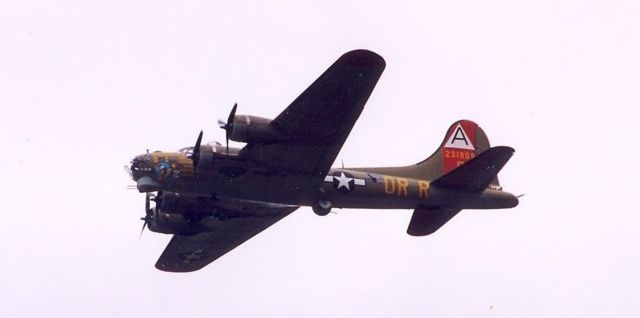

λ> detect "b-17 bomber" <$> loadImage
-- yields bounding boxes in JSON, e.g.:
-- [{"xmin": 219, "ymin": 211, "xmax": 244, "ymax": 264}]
[{"xmin": 126, "ymin": 50, "xmax": 519, "ymax": 272}]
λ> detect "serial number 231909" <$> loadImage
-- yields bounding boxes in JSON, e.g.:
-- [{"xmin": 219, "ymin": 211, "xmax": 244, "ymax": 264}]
[{"xmin": 444, "ymin": 150, "xmax": 475, "ymax": 160}]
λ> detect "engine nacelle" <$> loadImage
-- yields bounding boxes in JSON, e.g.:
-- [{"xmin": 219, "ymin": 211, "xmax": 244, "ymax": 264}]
[
  {"xmin": 146, "ymin": 192, "xmax": 218, "ymax": 235},
  {"xmin": 157, "ymin": 192, "xmax": 218, "ymax": 215},
  {"xmin": 194, "ymin": 144, "xmax": 215, "ymax": 170},
  {"xmin": 228, "ymin": 115, "xmax": 286, "ymax": 143}
]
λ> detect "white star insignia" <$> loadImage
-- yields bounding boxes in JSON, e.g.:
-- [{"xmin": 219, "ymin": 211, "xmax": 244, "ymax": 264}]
[
  {"xmin": 323, "ymin": 172, "xmax": 366, "ymax": 192},
  {"xmin": 334, "ymin": 172, "xmax": 353, "ymax": 190}
]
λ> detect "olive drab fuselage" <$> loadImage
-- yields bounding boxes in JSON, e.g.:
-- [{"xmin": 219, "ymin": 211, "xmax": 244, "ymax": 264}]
[{"xmin": 130, "ymin": 146, "xmax": 517, "ymax": 212}]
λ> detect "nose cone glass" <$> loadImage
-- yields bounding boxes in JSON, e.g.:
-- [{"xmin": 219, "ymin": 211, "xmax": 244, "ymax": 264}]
[{"xmin": 130, "ymin": 154, "xmax": 153, "ymax": 181}]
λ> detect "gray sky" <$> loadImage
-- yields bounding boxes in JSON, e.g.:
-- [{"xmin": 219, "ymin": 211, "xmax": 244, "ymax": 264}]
[{"xmin": 2, "ymin": 0, "xmax": 638, "ymax": 317}]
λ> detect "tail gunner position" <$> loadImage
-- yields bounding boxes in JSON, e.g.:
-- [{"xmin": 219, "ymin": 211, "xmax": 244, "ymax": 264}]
[{"xmin": 126, "ymin": 50, "xmax": 519, "ymax": 272}]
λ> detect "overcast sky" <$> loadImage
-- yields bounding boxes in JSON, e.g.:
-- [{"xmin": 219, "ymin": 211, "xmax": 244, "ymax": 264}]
[{"xmin": 2, "ymin": 1, "xmax": 639, "ymax": 317}]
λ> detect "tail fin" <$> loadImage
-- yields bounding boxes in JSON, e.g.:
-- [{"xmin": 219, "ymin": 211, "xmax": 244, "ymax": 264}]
[
  {"xmin": 359, "ymin": 120, "xmax": 501, "ymax": 189},
  {"xmin": 403, "ymin": 120, "xmax": 498, "ymax": 185}
]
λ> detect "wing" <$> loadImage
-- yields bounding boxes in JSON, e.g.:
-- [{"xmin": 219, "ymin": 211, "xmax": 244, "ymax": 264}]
[
  {"xmin": 155, "ymin": 206, "xmax": 298, "ymax": 272},
  {"xmin": 242, "ymin": 49, "xmax": 385, "ymax": 188}
]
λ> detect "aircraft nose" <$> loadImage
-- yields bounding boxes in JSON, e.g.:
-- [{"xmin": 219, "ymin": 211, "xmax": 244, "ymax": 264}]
[
  {"xmin": 136, "ymin": 176, "xmax": 161, "ymax": 193},
  {"xmin": 130, "ymin": 154, "xmax": 153, "ymax": 181},
  {"xmin": 133, "ymin": 154, "xmax": 149, "ymax": 162}
]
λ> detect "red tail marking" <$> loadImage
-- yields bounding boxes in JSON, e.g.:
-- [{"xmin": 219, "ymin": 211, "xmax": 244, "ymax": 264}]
[{"xmin": 442, "ymin": 120, "xmax": 477, "ymax": 173}]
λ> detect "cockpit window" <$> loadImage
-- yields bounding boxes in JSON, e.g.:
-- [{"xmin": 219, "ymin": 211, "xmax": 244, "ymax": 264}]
[{"xmin": 179, "ymin": 147, "xmax": 194, "ymax": 157}]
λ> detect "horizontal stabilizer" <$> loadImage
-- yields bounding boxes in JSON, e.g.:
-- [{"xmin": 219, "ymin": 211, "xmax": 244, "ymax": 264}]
[
  {"xmin": 431, "ymin": 146, "xmax": 514, "ymax": 193},
  {"xmin": 407, "ymin": 207, "xmax": 461, "ymax": 236}
]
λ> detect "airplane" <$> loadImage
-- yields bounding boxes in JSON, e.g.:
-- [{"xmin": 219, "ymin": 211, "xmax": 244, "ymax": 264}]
[{"xmin": 126, "ymin": 49, "xmax": 519, "ymax": 272}]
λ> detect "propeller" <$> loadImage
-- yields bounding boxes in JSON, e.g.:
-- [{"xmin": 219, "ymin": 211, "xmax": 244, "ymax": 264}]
[
  {"xmin": 217, "ymin": 103, "xmax": 237, "ymax": 156},
  {"xmin": 191, "ymin": 130, "xmax": 203, "ymax": 177},
  {"xmin": 124, "ymin": 165, "xmax": 132, "ymax": 178},
  {"xmin": 139, "ymin": 192, "xmax": 156, "ymax": 239},
  {"xmin": 139, "ymin": 218, "xmax": 147, "ymax": 239}
]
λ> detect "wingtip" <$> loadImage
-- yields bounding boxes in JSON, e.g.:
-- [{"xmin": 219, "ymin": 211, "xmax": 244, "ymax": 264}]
[
  {"xmin": 155, "ymin": 261, "xmax": 201, "ymax": 273},
  {"xmin": 492, "ymin": 145, "xmax": 515, "ymax": 154},
  {"xmin": 340, "ymin": 49, "xmax": 386, "ymax": 69}
]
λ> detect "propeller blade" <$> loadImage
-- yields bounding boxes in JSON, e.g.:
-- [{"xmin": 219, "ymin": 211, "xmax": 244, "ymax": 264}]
[
  {"xmin": 124, "ymin": 165, "xmax": 132, "ymax": 178},
  {"xmin": 145, "ymin": 192, "xmax": 156, "ymax": 216},
  {"xmin": 139, "ymin": 220, "xmax": 147, "ymax": 239},
  {"xmin": 145, "ymin": 192, "xmax": 151, "ymax": 213},
  {"xmin": 192, "ymin": 130, "xmax": 203, "ymax": 175},
  {"xmin": 225, "ymin": 103, "xmax": 237, "ymax": 156},
  {"xmin": 226, "ymin": 103, "xmax": 238, "ymax": 133},
  {"xmin": 141, "ymin": 192, "xmax": 154, "ymax": 239}
]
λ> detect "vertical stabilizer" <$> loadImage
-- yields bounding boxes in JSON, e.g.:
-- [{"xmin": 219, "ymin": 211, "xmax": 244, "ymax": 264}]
[
  {"xmin": 352, "ymin": 120, "xmax": 501, "ymax": 189},
  {"xmin": 377, "ymin": 120, "xmax": 497, "ymax": 184}
]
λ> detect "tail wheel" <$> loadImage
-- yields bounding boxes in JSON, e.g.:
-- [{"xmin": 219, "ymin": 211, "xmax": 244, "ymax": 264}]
[{"xmin": 312, "ymin": 200, "xmax": 332, "ymax": 216}]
